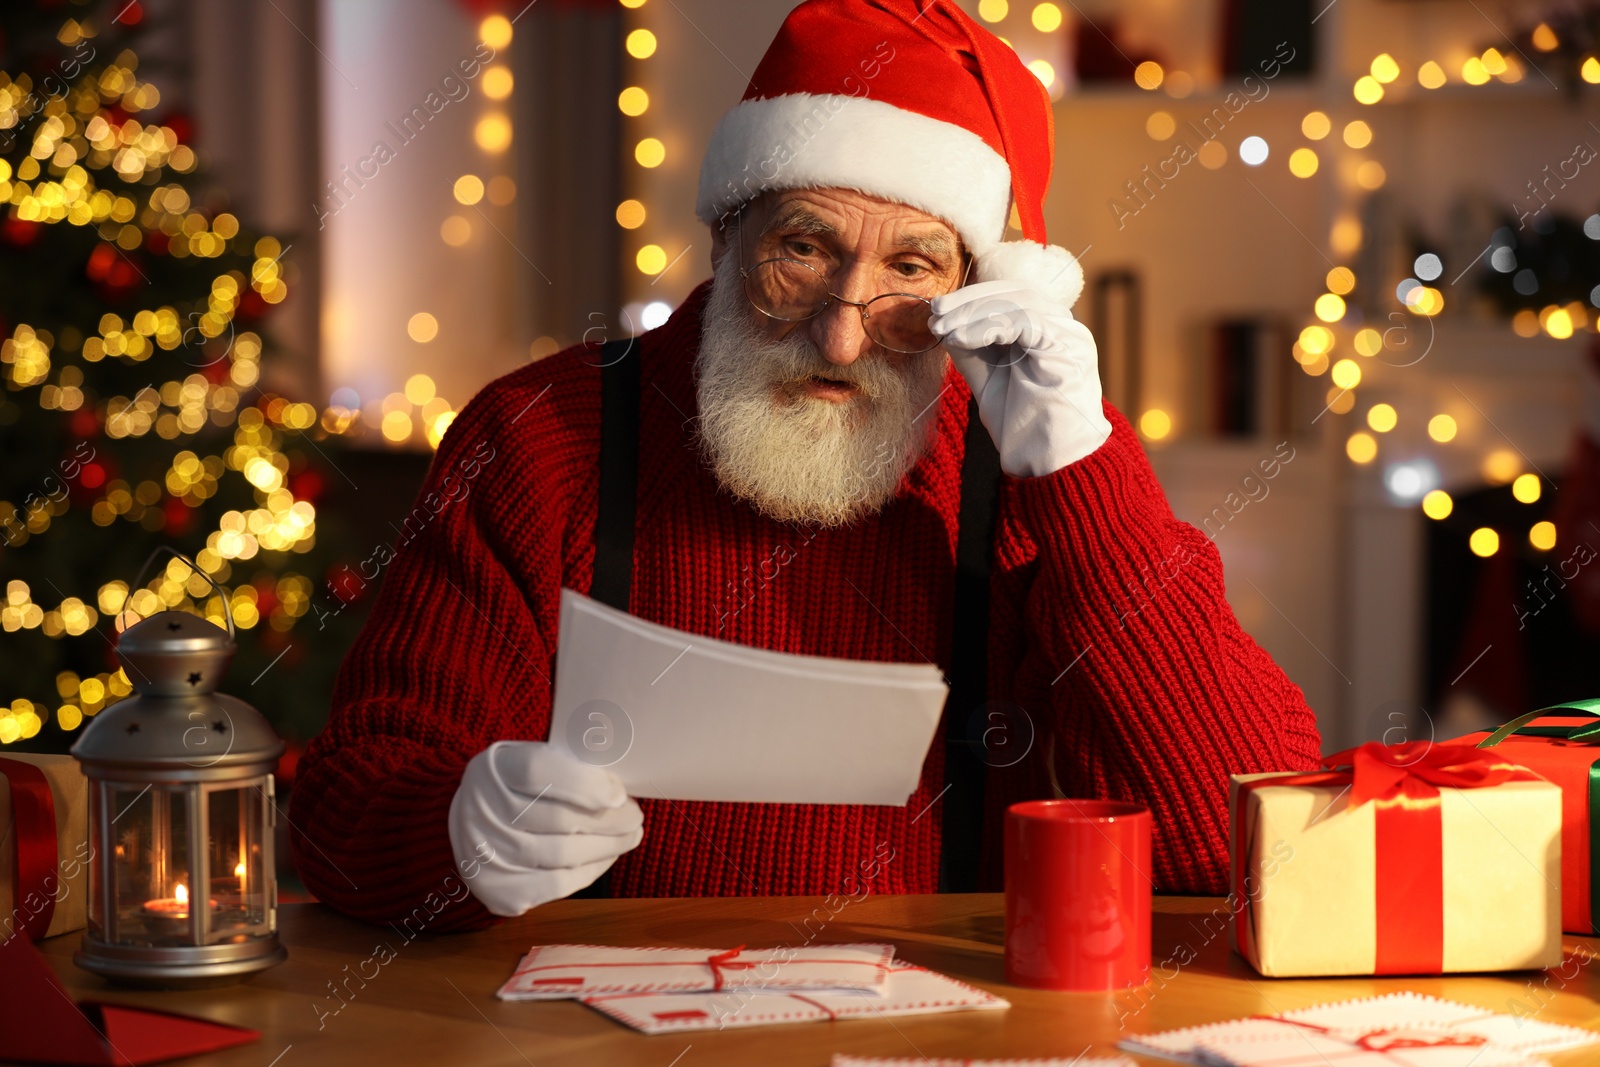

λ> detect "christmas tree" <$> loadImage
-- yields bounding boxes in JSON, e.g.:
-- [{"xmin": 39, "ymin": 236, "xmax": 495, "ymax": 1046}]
[{"xmin": 0, "ymin": 1, "xmax": 360, "ymax": 751}]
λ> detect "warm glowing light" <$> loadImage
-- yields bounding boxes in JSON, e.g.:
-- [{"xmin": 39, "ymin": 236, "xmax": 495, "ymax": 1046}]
[
  {"xmin": 1146, "ymin": 111, "xmax": 1176, "ymax": 140},
  {"xmin": 1327, "ymin": 267, "xmax": 1355, "ymax": 295},
  {"xmin": 1462, "ymin": 57, "xmax": 1490, "ymax": 85},
  {"xmin": 1347, "ymin": 432, "xmax": 1378, "ymax": 464},
  {"xmin": 452, "ymin": 174, "xmax": 484, "ymax": 205},
  {"xmin": 1331, "ymin": 359, "xmax": 1362, "ymax": 389},
  {"xmin": 1031, "ymin": 3, "xmax": 1062, "ymax": 31},
  {"xmin": 234, "ymin": 860, "xmax": 246, "ymax": 879},
  {"xmin": 1482, "ymin": 450, "xmax": 1521, "ymax": 484},
  {"xmin": 1197, "ymin": 141, "xmax": 1227, "ymax": 169},
  {"xmin": 978, "ymin": 0, "xmax": 1008, "ymax": 20},
  {"xmin": 635, "ymin": 138, "xmax": 666, "ymax": 167},
  {"xmin": 1315, "ymin": 293, "xmax": 1346, "ymax": 322},
  {"xmin": 1427, "ymin": 414, "xmax": 1457, "ymax": 442},
  {"xmin": 1480, "ymin": 48, "xmax": 1507, "ymax": 76},
  {"xmin": 404, "ymin": 375, "xmax": 437, "ymax": 407},
  {"xmin": 1530, "ymin": 521, "xmax": 1557, "ymax": 550},
  {"xmin": 1139, "ymin": 409, "xmax": 1172, "ymax": 440},
  {"xmin": 174, "ymin": 883, "xmax": 189, "ymax": 905},
  {"xmin": 615, "ymin": 199, "xmax": 647, "ymax": 229},
  {"xmin": 1512, "ymin": 309, "xmax": 1541, "ymax": 338},
  {"xmin": 427, "ymin": 410, "xmax": 457, "ymax": 450},
  {"xmin": 1469, "ymin": 527, "xmax": 1500, "ymax": 557},
  {"xmin": 1422, "ymin": 490, "xmax": 1453, "ymax": 520},
  {"xmin": 440, "ymin": 216, "xmax": 471, "ymax": 246},
  {"xmin": 1545, "ymin": 307, "xmax": 1575, "ymax": 339},
  {"xmin": 381, "ymin": 410, "xmax": 412, "ymax": 443},
  {"xmin": 482, "ymin": 67, "xmax": 513, "ymax": 101},
  {"xmin": 1533, "ymin": 24, "xmax": 1559, "ymax": 51},
  {"xmin": 636, "ymin": 244, "xmax": 667, "ymax": 274},
  {"xmin": 618, "ymin": 86, "xmax": 650, "ymax": 116},
  {"xmin": 1301, "ymin": 111, "xmax": 1331, "ymax": 140},
  {"xmin": 1354, "ymin": 328, "xmax": 1383, "ymax": 356},
  {"xmin": 1331, "ymin": 216, "xmax": 1363, "ymax": 256},
  {"xmin": 1027, "ymin": 59, "xmax": 1056, "ymax": 87},
  {"xmin": 1417, "ymin": 60, "xmax": 1447, "ymax": 88},
  {"xmin": 1325, "ymin": 386, "xmax": 1355, "ymax": 413},
  {"xmin": 626, "ymin": 29, "xmax": 657, "ymax": 59},
  {"xmin": 475, "ymin": 114, "xmax": 512, "ymax": 153},
  {"xmin": 1370, "ymin": 53, "xmax": 1400, "ymax": 83},
  {"xmin": 1298, "ymin": 325, "xmax": 1334, "ymax": 356},
  {"xmin": 1583, "ymin": 57, "xmax": 1600, "ymax": 84},
  {"xmin": 1343, "ymin": 121, "xmax": 1372, "ymax": 149},
  {"xmin": 1512, "ymin": 473, "xmax": 1542, "ymax": 504},
  {"xmin": 1353, "ymin": 76, "xmax": 1384, "ymax": 104},
  {"xmin": 1367, "ymin": 403, "xmax": 1397, "ymax": 432},
  {"xmin": 1356, "ymin": 160, "xmax": 1387, "ymax": 190},
  {"xmin": 1289, "ymin": 147, "xmax": 1319, "ymax": 178},
  {"xmin": 407, "ymin": 312, "xmax": 438, "ymax": 343},
  {"xmin": 479, "ymin": 15, "xmax": 512, "ymax": 49},
  {"xmin": 1134, "ymin": 61, "xmax": 1164, "ymax": 90}
]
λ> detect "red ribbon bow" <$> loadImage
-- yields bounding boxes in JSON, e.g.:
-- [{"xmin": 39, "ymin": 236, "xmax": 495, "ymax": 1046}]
[
  {"xmin": 1236, "ymin": 741, "xmax": 1543, "ymax": 975},
  {"xmin": 704, "ymin": 945, "xmax": 759, "ymax": 992}
]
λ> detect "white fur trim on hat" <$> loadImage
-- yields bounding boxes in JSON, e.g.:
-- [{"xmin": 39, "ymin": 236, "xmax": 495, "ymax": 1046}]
[
  {"xmin": 975, "ymin": 238, "xmax": 1084, "ymax": 309},
  {"xmin": 696, "ymin": 93, "xmax": 1012, "ymax": 257}
]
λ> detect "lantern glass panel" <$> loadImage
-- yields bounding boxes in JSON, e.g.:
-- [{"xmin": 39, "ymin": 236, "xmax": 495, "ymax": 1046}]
[
  {"xmin": 207, "ymin": 783, "xmax": 270, "ymax": 943},
  {"xmin": 110, "ymin": 784, "xmax": 195, "ymax": 947}
]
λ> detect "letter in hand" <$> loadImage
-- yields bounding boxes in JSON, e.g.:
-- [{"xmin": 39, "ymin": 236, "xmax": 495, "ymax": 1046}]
[{"xmin": 449, "ymin": 740, "xmax": 644, "ymax": 916}]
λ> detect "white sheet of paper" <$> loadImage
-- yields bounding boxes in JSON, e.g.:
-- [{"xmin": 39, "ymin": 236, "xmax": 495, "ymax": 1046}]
[{"xmin": 548, "ymin": 587, "xmax": 949, "ymax": 805}]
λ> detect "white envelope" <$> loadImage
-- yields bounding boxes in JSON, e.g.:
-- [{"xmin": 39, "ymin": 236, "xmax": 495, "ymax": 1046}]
[
  {"xmin": 549, "ymin": 587, "xmax": 949, "ymax": 805},
  {"xmin": 583, "ymin": 962, "xmax": 1008, "ymax": 1034}
]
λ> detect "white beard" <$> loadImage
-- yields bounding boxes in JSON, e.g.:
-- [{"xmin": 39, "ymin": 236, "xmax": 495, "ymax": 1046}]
[{"xmin": 692, "ymin": 243, "xmax": 950, "ymax": 528}]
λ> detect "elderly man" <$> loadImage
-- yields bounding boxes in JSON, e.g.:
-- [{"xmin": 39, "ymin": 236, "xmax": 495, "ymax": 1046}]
[{"xmin": 289, "ymin": 0, "xmax": 1320, "ymax": 930}]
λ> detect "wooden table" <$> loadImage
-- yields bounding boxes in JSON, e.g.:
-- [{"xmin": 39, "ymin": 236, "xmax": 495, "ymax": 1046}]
[{"xmin": 24, "ymin": 895, "xmax": 1600, "ymax": 1066}]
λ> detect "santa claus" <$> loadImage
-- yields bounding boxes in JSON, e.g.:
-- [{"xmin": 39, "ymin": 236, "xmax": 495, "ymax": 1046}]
[{"xmin": 289, "ymin": 0, "xmax": 1321, "ymax": 930}]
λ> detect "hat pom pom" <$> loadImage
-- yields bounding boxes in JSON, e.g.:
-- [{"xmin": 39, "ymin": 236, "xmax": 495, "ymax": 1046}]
[{"xmin": 973, "ymin": 239, "xmax": 1084, "ymax": 310}]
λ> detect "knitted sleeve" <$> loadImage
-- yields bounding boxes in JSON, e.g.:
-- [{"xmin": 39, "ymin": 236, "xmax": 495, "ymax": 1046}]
[
  {"xmin": 985, "ymin": 400, "xmax": 1323, "ymax": 894},
  {"xmin": 287, "ymin": 368, "xmax": 583, "ymax": 933}
]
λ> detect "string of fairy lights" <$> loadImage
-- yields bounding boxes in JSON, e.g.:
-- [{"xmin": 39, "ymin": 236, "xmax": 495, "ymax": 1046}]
[
  {"xmin": 0, "ymin": 37, "xmax": 323, "ymax": 743},
  {"xmin": 1113, "ymin": 22, "xmax": 1593, "ymax": 565}
]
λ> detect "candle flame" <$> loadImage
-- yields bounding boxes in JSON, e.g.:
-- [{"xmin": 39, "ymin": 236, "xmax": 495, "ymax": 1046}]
[
  {"xmin": 174, "ymin": 883, "xmax": 188, "ymax": 905},
  {"xmin": 235, "ymin": 860, "xmax": 246, "ymax": 879}
]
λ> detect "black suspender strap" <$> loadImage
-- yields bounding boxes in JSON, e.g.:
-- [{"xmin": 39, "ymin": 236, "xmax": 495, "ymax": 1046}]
[
  {"xmin": 591, "ymin": 338, "xmax": 641, "ymax": 613},
  {"xmin": 938, "ymin": 395, "xmax": 1003, "ymax": 893},
  {"xmin": 573, "ymin": 337, "xmax": 640, "ymax": 901}
]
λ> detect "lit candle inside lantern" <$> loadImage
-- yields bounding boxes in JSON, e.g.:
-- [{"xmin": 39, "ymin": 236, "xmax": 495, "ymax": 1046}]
[{"xmin": 142, "ymin": 882, "xmax": 219, "ymax": 936}]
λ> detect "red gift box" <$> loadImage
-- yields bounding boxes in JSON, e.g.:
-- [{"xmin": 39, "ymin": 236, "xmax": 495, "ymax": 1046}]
[
  {"xmin": 0, "ymin": 754, "xmax": 89, "ymax": 942},
  {"xmin": 1456, "ymin": 698, "xmax": 1600, "ymax": 935}
]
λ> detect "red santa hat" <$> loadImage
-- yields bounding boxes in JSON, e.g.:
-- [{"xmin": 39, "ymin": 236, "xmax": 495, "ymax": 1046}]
[{"xmin": 695, "ymin": 0, "xmax": 1083, "ymax": 308}]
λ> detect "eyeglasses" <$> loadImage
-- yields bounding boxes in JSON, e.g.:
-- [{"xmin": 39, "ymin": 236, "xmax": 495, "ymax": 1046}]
[{"xmin": 734, "ymin": 209, "xmax": 973, "ymax": 354}]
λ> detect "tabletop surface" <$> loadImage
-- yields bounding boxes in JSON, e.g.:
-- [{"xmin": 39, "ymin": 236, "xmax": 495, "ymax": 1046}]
[{"xmin": 23, "ymin": 894, "xmax": 1600, "ymax": 1066}]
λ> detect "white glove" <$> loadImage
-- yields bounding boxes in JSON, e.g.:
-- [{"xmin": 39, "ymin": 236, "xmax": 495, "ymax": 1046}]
[
  {"xmin": 448, "ymin": 740, "xmax": 644, "ymax": 916},
  {"xmin": 930, "ymin": 279, "xmax": 1112, "ymax": 478}
]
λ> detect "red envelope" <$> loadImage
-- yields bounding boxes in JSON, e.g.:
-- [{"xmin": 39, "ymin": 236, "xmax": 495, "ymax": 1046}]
[{"xmin": 0, "ymin": 932, "xmax": 259, "ymax": 1066}]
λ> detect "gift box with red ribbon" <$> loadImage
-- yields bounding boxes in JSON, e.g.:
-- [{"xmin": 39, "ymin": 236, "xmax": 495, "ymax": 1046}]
[
  {"xmin": 0, "ymin": 753, "xmax": 90, "ymax": 941},
  {"xmin": 1456, "ymin": 698, "xmax": 1600, "ymax": 935},
  {"xmin": 1229, "ymin": 741, "xmax": 1563, "ymax": 977}
]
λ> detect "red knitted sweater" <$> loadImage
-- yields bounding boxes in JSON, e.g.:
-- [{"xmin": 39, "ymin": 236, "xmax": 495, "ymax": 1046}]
[{"xmin": 288, "ymin": 278, "xmax": 1322, "ymax": 932}]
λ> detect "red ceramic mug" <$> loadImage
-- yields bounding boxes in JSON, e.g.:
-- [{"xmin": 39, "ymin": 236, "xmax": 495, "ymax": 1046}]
[{"xmin": 1004, "ymin": 799, "xmax": 1151, "ymax": 990}]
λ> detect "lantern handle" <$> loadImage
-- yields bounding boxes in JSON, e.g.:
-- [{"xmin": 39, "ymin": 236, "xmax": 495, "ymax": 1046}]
[{"xmin": 117, "ymin": 546, "xmax": 236, "ymax": 642}]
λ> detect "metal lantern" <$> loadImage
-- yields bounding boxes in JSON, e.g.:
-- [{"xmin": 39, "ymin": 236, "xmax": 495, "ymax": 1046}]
[{"xmin": 71, "ymin": 552, "xmax": 286, "ymax": 987}]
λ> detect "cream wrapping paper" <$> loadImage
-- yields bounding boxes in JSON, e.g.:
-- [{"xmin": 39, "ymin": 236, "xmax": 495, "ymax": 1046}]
[
  {"xmin": 1229, "ymin": 771, "xmax": 1562, "ymax": 977},
  {"xmin": 0, "ymin": 753, "xmax": 89, "ymax": 941}
]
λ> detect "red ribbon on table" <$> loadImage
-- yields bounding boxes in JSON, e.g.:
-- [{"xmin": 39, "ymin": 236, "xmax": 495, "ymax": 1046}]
[
  {"xmin": 1233, "ymin": 741, "xmax": 1542, "ymax": 975},
  {"xmin": 0, "ymin": 758, "xmax": 60, "ymax": 942},
  {"xmin": 704, "ymin": 945, "xmax": 760, "ymax": 992}
]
